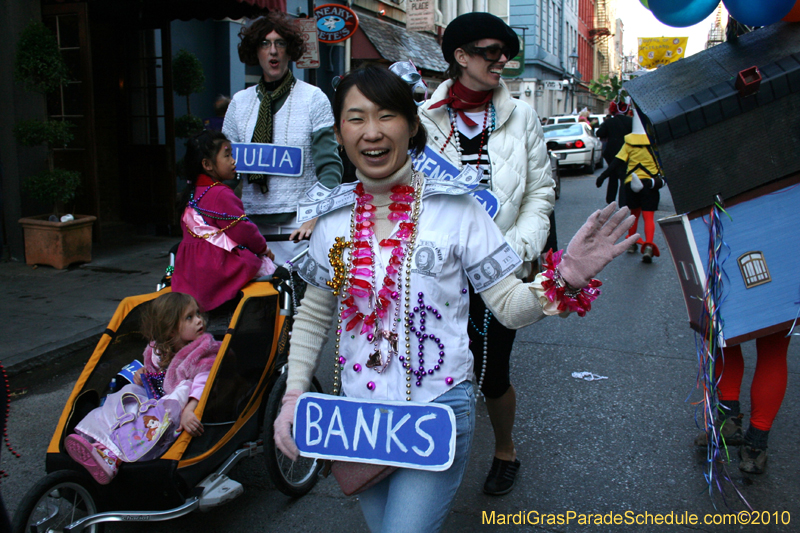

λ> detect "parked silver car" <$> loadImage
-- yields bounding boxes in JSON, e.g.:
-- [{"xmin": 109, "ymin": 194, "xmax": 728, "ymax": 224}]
[{"xmin": 543, "ymin": 123, "xmax": 603, "ymax": 173}]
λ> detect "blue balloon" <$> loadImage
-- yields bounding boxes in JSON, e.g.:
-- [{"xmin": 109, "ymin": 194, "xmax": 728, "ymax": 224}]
[
  {"xmin": 723, "ymin": 0, "xmax": 795, "ymax": 27},
  {"xmin": 648, "ymin": 0, "xmax": 720, "ymax": 28}
]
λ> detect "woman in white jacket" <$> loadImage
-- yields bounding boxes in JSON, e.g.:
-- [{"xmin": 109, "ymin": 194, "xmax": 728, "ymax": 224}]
[{"xmin": 419, "ymin": 12, "xmax": 555, "ymax": 496}]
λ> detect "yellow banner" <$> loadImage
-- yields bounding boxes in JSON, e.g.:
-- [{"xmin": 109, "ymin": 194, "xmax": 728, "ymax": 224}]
[{"xmin": 637, "ymin": 37, "xmax": 688, "ymax": 69}]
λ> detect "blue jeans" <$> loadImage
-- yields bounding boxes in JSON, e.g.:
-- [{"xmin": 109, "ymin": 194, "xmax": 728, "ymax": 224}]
[{"xmin": 358, "ymin": 381, "xmax": 476, "ymax": 533}]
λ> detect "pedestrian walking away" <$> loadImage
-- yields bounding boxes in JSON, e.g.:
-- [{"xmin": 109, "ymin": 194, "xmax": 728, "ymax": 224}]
[
  {"xmin": 419, "ymin": 11, "xmax": 555, "ymax": 496},
  {"xmin": 222, "ymin": 12, "xmax": 343, "ymax": 265},
  {"xmin": 272, "ymin": 65, "xmax": 638, "ymax": 533},
  {"xmin": 595, "ymin": 99, "xmax": 633, "ymax": 205},
  {"xmin": 594, "ymin": 108, "xmax": 664, "ymax": 263}
]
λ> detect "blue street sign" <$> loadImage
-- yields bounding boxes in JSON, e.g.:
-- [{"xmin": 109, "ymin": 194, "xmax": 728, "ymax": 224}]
[
  {"xmin": 471, "ymin": 189, "xmax": 500, "ymax": 218},
  {"xmin": 412, "ymin": 147, "xmax": 461, "ymax": 182},
  {"xmin": 231, "ymin": 143, "xmax": 304, "ymax": 177},
  {"xmin": 412, "ymin": 146, "xmax": 499, "ymax": 219},
  {"xmin": 294, "ymin": 393, "xmax": 456, "ymax": 471}
]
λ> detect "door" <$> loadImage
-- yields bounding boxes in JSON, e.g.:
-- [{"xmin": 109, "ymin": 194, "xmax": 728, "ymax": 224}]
[{"xmin": 120, "ymin": 25, "xmax": 176, "ymax": 231}]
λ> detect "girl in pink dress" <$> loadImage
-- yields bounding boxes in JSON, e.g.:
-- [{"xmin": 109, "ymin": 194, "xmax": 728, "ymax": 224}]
[{"xmin": 172, "ymin": 130, "xmax": 276, "ymax": 312}]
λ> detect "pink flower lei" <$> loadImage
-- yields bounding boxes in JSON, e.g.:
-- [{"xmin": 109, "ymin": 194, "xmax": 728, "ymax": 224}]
[{"xmin": 540, "ymin": 249, "xmax": 602, "ymax": 317}]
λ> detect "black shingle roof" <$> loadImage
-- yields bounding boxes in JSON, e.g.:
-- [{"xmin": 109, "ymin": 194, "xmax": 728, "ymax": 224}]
[
  {"xmin": 357, "ymin": 13, "xmax": 448, "ymax": 74},
  {"xmin": 624, "ymin": 23, "xmax": 800, "ymax": 214}
]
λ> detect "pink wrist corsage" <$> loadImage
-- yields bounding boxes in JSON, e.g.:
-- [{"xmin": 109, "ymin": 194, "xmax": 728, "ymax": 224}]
[{"xmin": 540, "ymin": 249, "xmax": 602, "ymax": 317}]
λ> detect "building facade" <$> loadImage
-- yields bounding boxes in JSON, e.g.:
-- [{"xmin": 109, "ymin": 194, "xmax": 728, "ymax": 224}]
[{"xmin": 507, "ymin": 0, "xmax": 614, "ymax": 119}]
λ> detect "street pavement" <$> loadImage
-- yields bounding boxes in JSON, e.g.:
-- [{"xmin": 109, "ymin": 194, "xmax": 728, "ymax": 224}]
[{"xmin": 2, "ymin": 167, "xmax": 800, "ymax": 532}]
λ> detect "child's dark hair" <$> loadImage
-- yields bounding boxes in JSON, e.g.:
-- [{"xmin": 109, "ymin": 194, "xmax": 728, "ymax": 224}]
[
  {"xmin": 332, "ymin": 65, "xmax": 427, "ymax": 156},
  {"xmin": 181, "ymin": 130, "xmax": 230, "ymax": 207},
  {"xmin": 140, "ymin": 292, "xmax": 203, "ymax": 370}
]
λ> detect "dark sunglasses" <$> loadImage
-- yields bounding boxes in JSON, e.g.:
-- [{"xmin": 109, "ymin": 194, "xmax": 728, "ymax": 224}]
[{"xmin": 471, "ymin": 45, "xmax": 512, "ymax": 62}]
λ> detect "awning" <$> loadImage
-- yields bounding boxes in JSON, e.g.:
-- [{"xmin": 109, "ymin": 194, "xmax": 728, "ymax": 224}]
[
  {"xmin": 355, "ymin": 13, "xmax": 448, "ymax": 74},
  {"xmin": 236, "ymin": 0, "xmax": 286, "ymax": 11},
  {"xmin": 128, "ymin": 0, "xmax": 282, "ymax": 23}
]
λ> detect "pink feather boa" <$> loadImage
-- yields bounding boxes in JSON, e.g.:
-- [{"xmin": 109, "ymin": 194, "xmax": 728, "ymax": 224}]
[{"xmin": 144, "ymin": 333, "xmax": 220, "ymax": 394}]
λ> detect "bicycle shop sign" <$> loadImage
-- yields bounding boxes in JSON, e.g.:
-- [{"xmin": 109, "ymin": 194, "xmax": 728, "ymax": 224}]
[{"xmin": 315, "ymin": 4, "xmax": 359, "ymax": 44}]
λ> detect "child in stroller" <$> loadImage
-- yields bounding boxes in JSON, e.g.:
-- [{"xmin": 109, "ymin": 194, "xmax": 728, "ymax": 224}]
[{"xmin": 64, "ymin": 292, "xmax": 220, "ymax": 485}]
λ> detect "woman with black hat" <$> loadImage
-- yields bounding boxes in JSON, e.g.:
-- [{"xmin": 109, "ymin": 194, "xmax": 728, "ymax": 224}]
[{"xmin": 419, "ymin": 12, "xmax": 555, "ymax": 496}]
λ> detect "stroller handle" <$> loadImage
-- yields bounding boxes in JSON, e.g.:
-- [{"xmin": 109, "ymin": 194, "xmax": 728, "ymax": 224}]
[{"xmin": 262, "ymin": 233, "xmax": 311, "ymax": 242}]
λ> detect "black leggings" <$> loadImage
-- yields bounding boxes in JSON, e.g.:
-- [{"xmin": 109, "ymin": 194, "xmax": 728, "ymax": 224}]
[{"xmin": 468, "ymin": 286, "xmax": 517, "ymax": 399}]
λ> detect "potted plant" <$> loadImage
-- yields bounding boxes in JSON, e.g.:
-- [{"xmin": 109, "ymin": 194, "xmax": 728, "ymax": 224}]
[
  {"xmin": 14, "ymin": 21, "xmax": 96, "ymax": 269},
  {"xmin": 173, "ymin": 49, "xmax": 206, "ymax": 139}
]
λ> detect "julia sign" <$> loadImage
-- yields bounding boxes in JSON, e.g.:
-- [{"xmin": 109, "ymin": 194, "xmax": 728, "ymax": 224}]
[
  {"xmin": 294, "ymin": 393, "xmax": 456, "ymax": 470},
  {"xmin": 231, "ymin": 143, "xmax": 303, "ymax": 177},
  {"xmin": 315, "ymin": 4, "xmax": 359, "ymax": 44}
]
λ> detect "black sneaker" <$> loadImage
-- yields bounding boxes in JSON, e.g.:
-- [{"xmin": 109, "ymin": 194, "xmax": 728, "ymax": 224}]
[
  {"xmin": 642, "ymin": 244, "xmax": 655, "ymax": 263},
  {"xmin": 739, "ymin": 445, "xmax": 767, "ymax": 474},
  {"xmin": 694, "ymin": 414, "xmax": 744, "ymax": 447},
  {"xmin": 483, "ymin": 457, "xmax": 520, "ymax": 496}
]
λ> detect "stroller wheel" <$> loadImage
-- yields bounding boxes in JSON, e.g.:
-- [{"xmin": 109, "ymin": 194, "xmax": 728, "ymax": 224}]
[
  {"xmin": 12, "ymin": 470, "xmax": 103, "ymax": 533},
  {"xmin": 263, "ymin": 372, "xmax": 324, "ymax": 497}
]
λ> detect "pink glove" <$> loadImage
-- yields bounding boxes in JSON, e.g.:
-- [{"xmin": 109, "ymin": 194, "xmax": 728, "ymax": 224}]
[
  {"xmin": 273, "ymin": 389, "xmax": 302, "ymax": 461},
  {"xmin": 558, "ymin": 202, "xmax": 639, "ymax": 288}
]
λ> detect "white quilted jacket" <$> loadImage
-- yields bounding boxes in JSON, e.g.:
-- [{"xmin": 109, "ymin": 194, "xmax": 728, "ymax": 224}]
[{"xmin": 420, "ymin": 79, "xmax": 555, "ymax": 276}]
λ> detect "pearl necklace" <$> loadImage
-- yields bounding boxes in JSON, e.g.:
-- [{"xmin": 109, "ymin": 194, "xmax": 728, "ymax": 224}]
[{"xmin": 440, "ymin": 103, "xmax": 496, "ymax": 172}]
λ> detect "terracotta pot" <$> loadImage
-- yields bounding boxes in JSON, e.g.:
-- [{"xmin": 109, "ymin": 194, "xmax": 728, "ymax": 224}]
[{"xmin": 18, "ymin": 214, "xmax": 97, "ymax": 269}]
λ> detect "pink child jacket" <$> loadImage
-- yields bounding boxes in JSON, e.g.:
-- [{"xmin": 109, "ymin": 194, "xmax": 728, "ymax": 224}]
[
  {"xmin": 144, "ymin": 333, "xmax": 220, "ymax": 400},
  {"xmin": 172, "ymin": 175, "xmax": 268, "ymax": 312}
]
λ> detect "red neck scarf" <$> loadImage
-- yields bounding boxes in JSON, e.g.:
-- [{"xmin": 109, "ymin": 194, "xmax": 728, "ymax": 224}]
[{"xmin": 429, "ymin": 80, "xmax": 493, "ymax": 127}]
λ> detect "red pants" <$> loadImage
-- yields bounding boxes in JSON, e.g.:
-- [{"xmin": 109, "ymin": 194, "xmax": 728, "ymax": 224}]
[{"xmin": 715, "ymin": 329, "xmax": 791, "ymax": 431}]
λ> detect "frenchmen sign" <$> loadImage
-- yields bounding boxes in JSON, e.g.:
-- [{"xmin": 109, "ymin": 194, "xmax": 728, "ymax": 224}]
[
  {"xmin": 315, "ymin": 4, "xmax": 359, "ymax": 44},
  {"xmin": 412, "ymin": 146, "xmax": 500, "ymax": 219},
  {"xmin": 294, "ymin": 394, "xmax": 456, "ymax": 470},
  {"xmin": 231, "ymin": 143, "xmax": 303, "ymax": 177}
]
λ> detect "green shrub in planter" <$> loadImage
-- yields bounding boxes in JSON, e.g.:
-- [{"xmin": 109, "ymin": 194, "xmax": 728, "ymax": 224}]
[
  {"xmin": 175, "ymin": 114, "xmax": 205, "ymax": 139},
  {"xmin": 173, "ymin": 49, "xmax": 206, "ymax": 139},
  {"xmin": 13, "ymin": 21, "xmax": 81, "ymax": 217}
]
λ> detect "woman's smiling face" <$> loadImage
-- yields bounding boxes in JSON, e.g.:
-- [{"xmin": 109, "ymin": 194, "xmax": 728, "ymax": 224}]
[{"xmin": 336, "ymin": 86, "xmax": 418, "ymax": 180}]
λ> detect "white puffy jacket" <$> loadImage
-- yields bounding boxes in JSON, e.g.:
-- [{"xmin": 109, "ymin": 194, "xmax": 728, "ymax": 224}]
[{"xmin": 419, "ymin": 79, "xmax": 555, "ymax": 277}]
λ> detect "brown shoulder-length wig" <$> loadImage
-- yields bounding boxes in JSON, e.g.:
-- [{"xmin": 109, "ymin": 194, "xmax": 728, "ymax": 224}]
[
  {"xmin": 237, "ymin": 12, "xmax": 305, "ymax": 66},
  {"xmin": 140, "ymin": 292, "xmax": 202, "ymax": 370},
  {"xmin": 332, "ymin": 65, "xmax": 428, "ymax": 157}
]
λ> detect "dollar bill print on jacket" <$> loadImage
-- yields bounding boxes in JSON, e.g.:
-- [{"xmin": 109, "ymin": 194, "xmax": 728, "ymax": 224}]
[
  {"xmin": 465, "ymin": 242, "xmax": 520, "ymax": 292},
  {"xmin": 296, "ymin": 175, "xmax": 478, "ymax": 224},
  {"xmin": 296, "ymin": 253, "xmax": 330, "ymax": 289}
]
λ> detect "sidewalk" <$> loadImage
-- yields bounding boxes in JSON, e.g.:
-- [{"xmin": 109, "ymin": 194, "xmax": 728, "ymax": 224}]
[{"xmin": 0, "ymin": 234, "xmax": 179, "ymax": 376}]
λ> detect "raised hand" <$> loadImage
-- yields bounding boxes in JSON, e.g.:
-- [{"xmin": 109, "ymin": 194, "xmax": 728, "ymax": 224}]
[
  {"xmin": 273, "ymin": 389, "xmax": 302, "ymax": 461},
  {"xmin": 558, "ymin": 202, "xmax": 639, "ymax": 288}
]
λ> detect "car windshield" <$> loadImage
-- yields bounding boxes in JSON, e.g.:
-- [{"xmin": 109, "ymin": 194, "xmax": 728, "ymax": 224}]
[{"xmin": 543, "ymin": 124, "xmax": 583, "ymax": 138}]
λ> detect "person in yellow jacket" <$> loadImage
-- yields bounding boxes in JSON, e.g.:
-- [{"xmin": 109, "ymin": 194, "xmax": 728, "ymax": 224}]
[{"xmin": 595, "ymin": 109, "xmax": 664, "ymax": 262}]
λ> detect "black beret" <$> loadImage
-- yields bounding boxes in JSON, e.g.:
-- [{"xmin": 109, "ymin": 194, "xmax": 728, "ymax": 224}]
[{"xmin": 441, "ymin": 12, "xmax": 520, "ymax": 64}]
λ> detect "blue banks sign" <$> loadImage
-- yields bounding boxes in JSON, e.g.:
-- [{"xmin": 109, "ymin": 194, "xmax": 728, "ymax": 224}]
[
  {"xmin": 294, "ymin": 393, "xmax": 456, "ymax": 471},
  {"xmin": 231, "ymin": 143, "xmax": 303, "ymax": 177}
]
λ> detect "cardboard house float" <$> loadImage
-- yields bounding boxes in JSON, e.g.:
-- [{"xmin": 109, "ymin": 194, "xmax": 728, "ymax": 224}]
[{"xmin": 624, "ymin": 23, "xmax": 800, "ymax": 346}]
